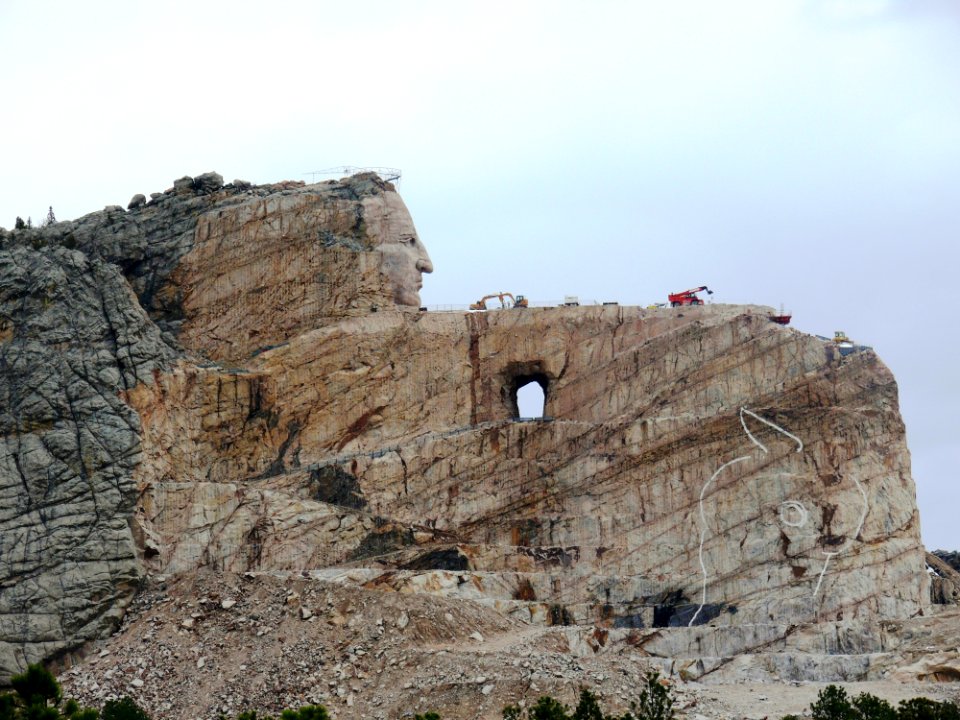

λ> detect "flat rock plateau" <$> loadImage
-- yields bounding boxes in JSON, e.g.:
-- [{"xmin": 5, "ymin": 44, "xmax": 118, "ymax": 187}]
[{"xmin": 1, "ymin": 172, "xmax": 958, "ymax": 718}]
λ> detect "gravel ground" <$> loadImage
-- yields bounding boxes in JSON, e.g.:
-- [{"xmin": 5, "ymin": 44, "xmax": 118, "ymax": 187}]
[{"xmin": 56, "ymin": 571, "xmax": 960, "ymax": 720}]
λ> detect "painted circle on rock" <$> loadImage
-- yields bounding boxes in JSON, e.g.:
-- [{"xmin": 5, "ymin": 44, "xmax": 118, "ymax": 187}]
[{"xmin": 779, "ymin": 500, "xmax": 809, "ymax": 528}]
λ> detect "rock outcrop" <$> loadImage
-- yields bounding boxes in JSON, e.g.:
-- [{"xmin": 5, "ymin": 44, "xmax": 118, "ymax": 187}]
[
  {"xmin": 127, "ymin": 305, "xmax": 928, "ymax": 633},
  {"xmin": 0, "ymin": 172, "xmax": 429, "ymax": 677},
  {"xmin": 0, "ymin": 171, "xmax": 934, "ymax": 692},
  {"xmin": 54, "ymin": 573, "xmax": 960, "ymax": 719},
  {"xmin": 0, "ymin": 242, "xmax": 175, "ymax": 678},
  {"xmin": 928, "ymin": 552, "xmax": 960, "ymax": 605},
  {"xmin": 933, "ymin": 550, "xmax": 960, "ymax": 574}
]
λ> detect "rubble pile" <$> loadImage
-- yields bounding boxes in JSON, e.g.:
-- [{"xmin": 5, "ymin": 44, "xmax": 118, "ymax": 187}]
[{"xmin": 58, "ymin": 572, "xmax": 960, "ymax": 720}]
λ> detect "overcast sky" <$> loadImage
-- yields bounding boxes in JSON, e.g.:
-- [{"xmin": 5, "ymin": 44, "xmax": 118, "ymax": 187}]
[{"xmin": 1, "ymin": 0, "xmax": 957, "ymax": 549}]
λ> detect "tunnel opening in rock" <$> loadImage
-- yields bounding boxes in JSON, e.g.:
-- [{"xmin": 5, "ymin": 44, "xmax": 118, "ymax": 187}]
[{"xmin": 512, "ymin": 373, "xmax": 548, "ymax": 419}]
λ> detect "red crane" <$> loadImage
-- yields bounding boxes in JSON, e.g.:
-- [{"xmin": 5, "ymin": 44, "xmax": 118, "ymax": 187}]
[{"xmin": 668, "ymin": 286, "xmax": 713, "ymax": 307}]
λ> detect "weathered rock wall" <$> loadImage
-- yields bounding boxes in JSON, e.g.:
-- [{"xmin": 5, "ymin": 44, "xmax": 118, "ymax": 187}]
[
  {"xmin": 928, "ymin": 552, "xmax": 960, "ymax": 605},
  {"xmin": 0, "ymin": 171, "xmax": 930, "ymax": 682},
  {"xmin": 0, "ymin": 171, "xmax": 427, "ymax": 677},
  {"xmin": 0, "ymin": 243, "xmax": 174, "ymax": 678},
  {"xmin": 127, "ymin": 304, "xmax": 928, "ymax": 631}
]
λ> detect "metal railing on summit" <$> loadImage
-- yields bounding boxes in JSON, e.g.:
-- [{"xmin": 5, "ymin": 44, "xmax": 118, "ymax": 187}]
[{"xmin": 303, "ymin": 167, "xmax": 402, "ymax": 183}]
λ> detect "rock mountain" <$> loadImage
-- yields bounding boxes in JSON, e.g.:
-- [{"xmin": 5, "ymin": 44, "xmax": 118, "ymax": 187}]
[{"xmin": 0, "ymin": 172, "xmax": 950, "ymax": 704}]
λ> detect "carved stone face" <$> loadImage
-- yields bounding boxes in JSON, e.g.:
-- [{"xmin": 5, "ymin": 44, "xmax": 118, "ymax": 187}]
[{"xmin": 368, "ymin": 192, "xmax": 434, "ymax": 307}]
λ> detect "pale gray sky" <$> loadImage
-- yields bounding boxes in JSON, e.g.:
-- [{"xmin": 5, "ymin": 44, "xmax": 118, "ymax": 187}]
[{"xmin": 1, "ymin": 0, "xmax": 957, "ymax": 548}]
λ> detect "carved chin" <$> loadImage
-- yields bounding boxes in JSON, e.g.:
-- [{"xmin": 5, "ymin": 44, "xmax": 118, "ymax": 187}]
[{"xmin": 393, "ymin": 287, "xmax": 421, "ymax": 307}]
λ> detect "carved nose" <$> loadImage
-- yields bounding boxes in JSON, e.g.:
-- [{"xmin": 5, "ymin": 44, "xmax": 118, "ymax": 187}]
[{"xmin": 416, "ymin": 257, "xmax": 433, "ymax": 274}]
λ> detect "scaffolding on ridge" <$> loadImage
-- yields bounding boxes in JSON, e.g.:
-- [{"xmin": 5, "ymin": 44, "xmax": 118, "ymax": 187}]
[{"xmin": 304, "ymin": 167, "xmax": 402, "ymax": 183}]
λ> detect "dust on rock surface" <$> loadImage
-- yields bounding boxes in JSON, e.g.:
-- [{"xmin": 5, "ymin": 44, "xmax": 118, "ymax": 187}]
[{"xmin": 57, "ymin": 571, "xmax": 959, "ymax": 720}]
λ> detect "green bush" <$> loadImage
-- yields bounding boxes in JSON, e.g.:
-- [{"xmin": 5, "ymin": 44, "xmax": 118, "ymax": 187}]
[
  {"xmin": 11, "ymin": 665, "xmax": 61, "ymax": 708},
  {"xmin": 226, "ymin": 707, "xmax": 332, "ymax": 720},
  {"xmin": 811, "ymin": 685, "xmax": 854, "ymax": 720},
  {"xmin": 2, "ymin": 694, "xmax": 20, "ymax": 720},
  {"xmin": 503, "ymin": 704, "xmax": 523, "ymax": 720},
  {"xmin": 0, "ymin": 665, "xmax": 98, "ymax": 720},
  {"xmin": 573, "ymin": 689, "xmax": 604, "ymax": 720},
  {"xmin": 279, "ymin": 708, "xmax": 330, "ymax": 720},
  {"xmin": 502, "ymin": 678, "xmax": 676, "ymax": 720},
  {"xmin": 791, "ymin": 685, "xmax": 960, "ymax": 720},
  {"xmin": 527, "ymin": 696, "xmax": 571, "ymax": 720},
  {"xmin": 897, "ymin": 697, "xmax": 960, "ymax": 720},
  {"xmin": 20, "ymin": 704, "xmax": 60, "ymax": 720},
  {"xmin": 630, "ymin": 671, "xmax": 675, "ymax": 720},
  {"xmin": 101, "ymin": 698, "xmax": 148, "ymax": 720},
  {"xmin": 853, "ymin": 693, "xmax": 897, "ymax": 720}
]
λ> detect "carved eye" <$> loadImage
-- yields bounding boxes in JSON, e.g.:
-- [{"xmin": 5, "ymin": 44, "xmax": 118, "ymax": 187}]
[{"xmin": 404, "ymin": 237, "xmax": 417, "ymax": 246}]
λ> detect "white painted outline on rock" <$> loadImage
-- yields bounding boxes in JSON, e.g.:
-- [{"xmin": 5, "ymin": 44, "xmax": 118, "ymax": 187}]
[
  {"xmin": 740, "ymin": 407, "xmax": 803, "ymax": 455},
  {"xmin": 691, "ymin": 407, "xmax": 868, "ymax": 627},
  {"xmin": 779, "ymin": 500, "xmax": 809, "ymax": 528},
  {"xmin": 691, "ymin": 455, "xmax": 750, "ymax": 626},
  {"xmin": 812, "ymin": 474, "xmax": 869, "ymax": 599}
]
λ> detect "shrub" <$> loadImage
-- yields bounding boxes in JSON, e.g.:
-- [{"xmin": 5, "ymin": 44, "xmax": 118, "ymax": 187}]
[
  {"xmin": 60, "ymin": 701, "xmax": 96, "ymax": 720},
  {"xmin": 852, "ymin": 693, "xmax": 897, "ymax": 720},
  {"xmin": 573, "ymin": 689, "xmax": 604, "ymax": 720},
  {"xmin": 101, "ymin": 698, "xmax": 148, "ymax": 720},
  {"xmin": 630, "ymin": 671, "xmax": 675, "ymax": 720},
  {"xmin": 280, "ymin": 708, "xmax": 330, "ymax": 720},
  {"xmin": 811, "ymin": 685, "xmax": 854, "ymax": 720},
  {"xmin": 11, "ymin": 665, "xmax": 61, "ymax": 708},
  {"xmin": 897, "ymin": 697, "xmax": 960, "ymax": 720},
  {"xmin": 227, "ymin": 708, "xmax": 333, "ymax": 720},
  {"xmin": 0, "ymin": 665, "xmax": 99, "ymax": 720},
  {"xmin": 503, "ymin": 680, "xmax": 677, "ymax": 720},
  {"xmin": 503, "ymin": 704, "xmax": 523, "ymax": 720},
  {"xmin": 2, "ymin": 694, "xmax": 19, "ymax": 720},
  {"xmin": 528, "ymin": 696, "xmax": 571, "ymax": 720},
  {"xmin": 788, "ymin": 686, "xmax": 960, "ymax": 720},
  {"xmin": 19, "ymin": 704, "xmax": 60, "ymax": 720}
]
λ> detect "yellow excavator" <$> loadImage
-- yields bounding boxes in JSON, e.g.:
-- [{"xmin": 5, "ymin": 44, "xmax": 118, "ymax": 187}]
[{"xmin": 470, "ymin": 292, "xmax": 529, "ymax": 310}]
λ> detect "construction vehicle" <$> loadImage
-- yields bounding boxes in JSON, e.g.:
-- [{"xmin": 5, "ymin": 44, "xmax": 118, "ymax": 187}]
[
  {"xmin": 668, "ymin": 286, "xmax": 713, "ymax": 307},
  {"xmin": 833, "ymin": 330, "xmax": 857, "ymax": 357},
  {"xmin": 769, "ymin": 304, "xmax": 792, "ymax": 325},
  {"xmin": 470, "ymin": 292, "xmax": 529, "ymax": 311}
]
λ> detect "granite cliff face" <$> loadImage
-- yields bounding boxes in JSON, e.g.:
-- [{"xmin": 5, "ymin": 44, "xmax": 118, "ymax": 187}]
[
  {"xmin": 0, "ymin": 172, "xmax": 933, "ymax": 689},
  {"xmin": 0, "ymin": 172, "xmax": 429, "ymax": 677},
  {"xmin": 0, "ymin": 243, "xmax": 172, "ymax": 679},
  {"xmin": 128, "ymin": 306, "xmax": 927, "ymax": 632}
]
